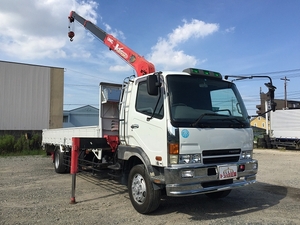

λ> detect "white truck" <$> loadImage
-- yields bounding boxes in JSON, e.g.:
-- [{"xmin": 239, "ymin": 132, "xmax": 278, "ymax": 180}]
[
  {"xmin": 270, "ymin": 109, "xmax": 300, "ymax": 149},
  {"xmin": 42, "ymin": 11, "xmax": 277, "ymax": 214}
]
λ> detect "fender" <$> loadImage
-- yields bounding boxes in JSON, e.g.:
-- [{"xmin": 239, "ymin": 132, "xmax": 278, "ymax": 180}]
[
  {"xmin": 117, "ymin": 145, "xmax": 164, "ymax": 189},
  {"xmin": 118, "ymin": 145, "xmax": 154, "ymax": 175}
]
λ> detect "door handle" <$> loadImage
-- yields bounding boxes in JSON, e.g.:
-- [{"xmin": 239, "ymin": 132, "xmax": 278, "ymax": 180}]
[{"xmin": 131, "ymin": 124, "xmax": 139, "ymax": 129}]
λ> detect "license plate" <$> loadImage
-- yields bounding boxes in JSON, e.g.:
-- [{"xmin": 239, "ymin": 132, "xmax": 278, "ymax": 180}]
[{"xmin": 218, "ymin": 165, "xmax": 237, "ymax": 180}]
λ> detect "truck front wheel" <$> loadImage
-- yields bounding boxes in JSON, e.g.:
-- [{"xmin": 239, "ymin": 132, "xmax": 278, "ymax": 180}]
[
  {"xmin": 54, "ymin": 150, "xmax": 67, "ymax": 173},
  {"xmin": 128, "ymin": 164, "xmax": 161, "ymax": 214}
]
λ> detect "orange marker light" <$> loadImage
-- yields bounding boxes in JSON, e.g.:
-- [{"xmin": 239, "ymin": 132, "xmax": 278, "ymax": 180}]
[
  {"xmin": 156, "ymin": 156, "xmax": 162, "ymax": 161},
  {"xmin": 169, "ymin": 143, "xmax": 179, "ymax": 154}
]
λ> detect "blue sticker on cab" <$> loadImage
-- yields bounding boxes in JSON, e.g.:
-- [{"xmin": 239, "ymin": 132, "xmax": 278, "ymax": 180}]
[{"xmin": 181, "ymin": 129, "xmax": 189, "ymax": 138}]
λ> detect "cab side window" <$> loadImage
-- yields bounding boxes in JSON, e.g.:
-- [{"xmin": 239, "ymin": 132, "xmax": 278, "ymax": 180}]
[{"xmin": 136, "ymin": 81, "xmax": 164, "ymax": 119}]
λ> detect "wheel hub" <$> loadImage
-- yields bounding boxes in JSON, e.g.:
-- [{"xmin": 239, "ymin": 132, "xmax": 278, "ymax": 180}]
[
  {"xmin": 131, "ymin": 174, "xmax": 146, "ymax": 204},
  {"xmin": 54, "ymin": 153, "xmax": 59, "ymax": 168}
]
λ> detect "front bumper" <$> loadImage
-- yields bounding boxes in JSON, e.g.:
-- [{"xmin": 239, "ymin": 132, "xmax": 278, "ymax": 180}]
[{"xmin": 164, "ymin": 159, "xmax": 258, "ymax": 197}]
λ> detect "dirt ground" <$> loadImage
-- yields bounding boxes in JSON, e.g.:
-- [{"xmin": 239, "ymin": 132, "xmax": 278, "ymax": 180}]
[{"xmin": 0, "ymin": 149, "xmax": 300, "ymax": 225}]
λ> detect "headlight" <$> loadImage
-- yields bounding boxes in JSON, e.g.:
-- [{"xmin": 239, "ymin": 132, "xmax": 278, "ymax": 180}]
[
  {"xmin": 169, "ymin": 154, "xmax": 178, "ymax": 164},
  {"xmin": 240, "ymin": 150, "xmax": 253, "ymax": 160},
  {"xmin": 179, "ymin": 154, "xmax": 201, "ymax": 164}
]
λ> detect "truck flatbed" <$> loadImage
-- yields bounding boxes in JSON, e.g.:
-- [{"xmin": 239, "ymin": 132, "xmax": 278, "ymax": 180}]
[{"xmin": 42, "ymin": 126, "xmax": 101, "ymax": 146}]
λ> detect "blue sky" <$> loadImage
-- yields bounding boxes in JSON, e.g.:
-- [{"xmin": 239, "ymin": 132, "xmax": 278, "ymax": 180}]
[{"xmin": 0, "ymin": 0, "xmax": 299, "ymax": 115}]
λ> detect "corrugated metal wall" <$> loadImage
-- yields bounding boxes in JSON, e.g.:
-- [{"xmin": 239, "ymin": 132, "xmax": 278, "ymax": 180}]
[{"xmin": 0, "ymin": 61, "xmax": 63, "ymax": 130}]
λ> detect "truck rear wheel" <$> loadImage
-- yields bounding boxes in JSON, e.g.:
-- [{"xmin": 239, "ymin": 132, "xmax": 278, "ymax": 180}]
[
  {"xmin": 128, "ymin": 164, "xmax": 161, "ymax": 214},
  {"xmin": 54, "ymin": 150, "xmax": 67, "ymax": 174}
]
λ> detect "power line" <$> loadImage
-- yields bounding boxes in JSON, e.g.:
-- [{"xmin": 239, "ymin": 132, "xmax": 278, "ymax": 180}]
[
  {"xmin": 228, "ymin": 68, "xmax": 300, "ymax": 76},
  {"xmin": 64, "ymin": 67, "xmax": 125, "ymax": 83}
]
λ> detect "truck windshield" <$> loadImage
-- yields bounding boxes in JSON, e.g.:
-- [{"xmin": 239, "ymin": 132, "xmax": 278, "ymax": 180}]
[{"xmin": 167, "ymin": 75, "xmax": 250, "ymax": 128}]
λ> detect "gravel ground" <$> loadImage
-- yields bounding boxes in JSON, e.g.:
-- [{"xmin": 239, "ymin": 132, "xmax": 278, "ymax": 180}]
[{"xmin": 0, "ymin": 149, "xmax": 300, "ymax": 225}]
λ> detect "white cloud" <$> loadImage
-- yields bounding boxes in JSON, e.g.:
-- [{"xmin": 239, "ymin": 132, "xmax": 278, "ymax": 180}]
[
  {"xmin": 0, "ymin": 2, "xmax": 218, "ymax": 76},
  {"xmin": 169, "ymin": 19, "xmax": 219, "ymax": 46},
  {"xmin": 0, "ymin": 0, "xmax": 99, "ymax": 60},
  {"xmin": 148, "ymin": 19, "xmax": 219, "ymax": 71},
  {"xmin": 225, "ymin": 26, "xmax": 235, "ymax": 33},
  {"xmin": 109, "ymin": 64, "xmax": 131, "ymax": 72}
]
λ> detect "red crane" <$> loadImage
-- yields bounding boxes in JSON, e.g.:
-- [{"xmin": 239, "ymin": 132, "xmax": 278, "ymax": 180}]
[{"xmin": 68, "ymin": 11, "xmax": 155, "ymax": 77}]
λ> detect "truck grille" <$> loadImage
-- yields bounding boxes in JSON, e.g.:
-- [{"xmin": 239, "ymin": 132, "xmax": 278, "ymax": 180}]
[{"xmin": 202, "ymin": 149, "xmax": 241, "ymax": 164}]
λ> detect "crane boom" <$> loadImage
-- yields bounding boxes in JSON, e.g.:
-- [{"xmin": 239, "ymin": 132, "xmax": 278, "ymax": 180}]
[{"xmin": 68, "ymin": 11, "xmax": 155, "ymax": 77}]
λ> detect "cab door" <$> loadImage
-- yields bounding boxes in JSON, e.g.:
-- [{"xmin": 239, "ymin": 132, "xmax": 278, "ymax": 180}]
[{"xmin": 126, "ymin": 79, "xmax": 167, "ymax": 166}]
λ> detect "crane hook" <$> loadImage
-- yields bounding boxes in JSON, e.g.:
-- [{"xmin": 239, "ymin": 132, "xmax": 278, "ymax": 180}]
[{"xmin": 68, "ymin": 31, "xmax": 75, "ymax": 42}]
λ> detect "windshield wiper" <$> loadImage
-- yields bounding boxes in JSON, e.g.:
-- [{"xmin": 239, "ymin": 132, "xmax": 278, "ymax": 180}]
[
  {"xmin": 192, "ymin": 113, "xmax": 219, "ymax": 127},
  {"xmin": 192, "ymin": 113, "xmax": 246, "ymax": 127}
]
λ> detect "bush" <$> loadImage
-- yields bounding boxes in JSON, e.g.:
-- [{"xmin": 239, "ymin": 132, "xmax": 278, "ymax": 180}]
[
  {"xmin": 0, "ymin": 135, "xmax": 15, "ymax": 154},
  {"xmin": 0, "ymin": 133, "xmax": 42, "ymax": 155},
  {"xmin": 29, "ymin": 133, "xmax": 42, "ymax": 150},
  {"xmin": 14, "ymin": 135, "xmax": 29, "ymax": 152}
]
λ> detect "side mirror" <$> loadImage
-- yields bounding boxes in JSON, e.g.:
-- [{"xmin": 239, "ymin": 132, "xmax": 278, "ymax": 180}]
[
  {"xmin": 147, "ymin": 74, "xmax": 161, "ymax": 96},
  {"xmin": 224, "ymin": 75, "xmax": 277, "ymax": 117}
]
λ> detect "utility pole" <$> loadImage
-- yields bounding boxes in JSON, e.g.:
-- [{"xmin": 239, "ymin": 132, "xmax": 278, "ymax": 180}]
[{"xmin": 280, "ymin": 76, "xmax": 290, "ymax": 109}]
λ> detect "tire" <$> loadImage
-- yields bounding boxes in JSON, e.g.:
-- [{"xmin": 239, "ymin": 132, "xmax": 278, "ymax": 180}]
[
  {"xmin": 54, "ymin": 150, "xmax": 67, "ymax": 174},
  {"xmin": 205, "ymin": 190, "xmax": 232, "ymax": 199},
  {"xmin": 128, "ymin": 164, "xmax": 161, "ymax": 214}
]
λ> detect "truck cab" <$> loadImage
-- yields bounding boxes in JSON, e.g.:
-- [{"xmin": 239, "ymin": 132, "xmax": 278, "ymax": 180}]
[{"xmin": 116, "ymin": 68, "xmax": 257, "ymax": 213}]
